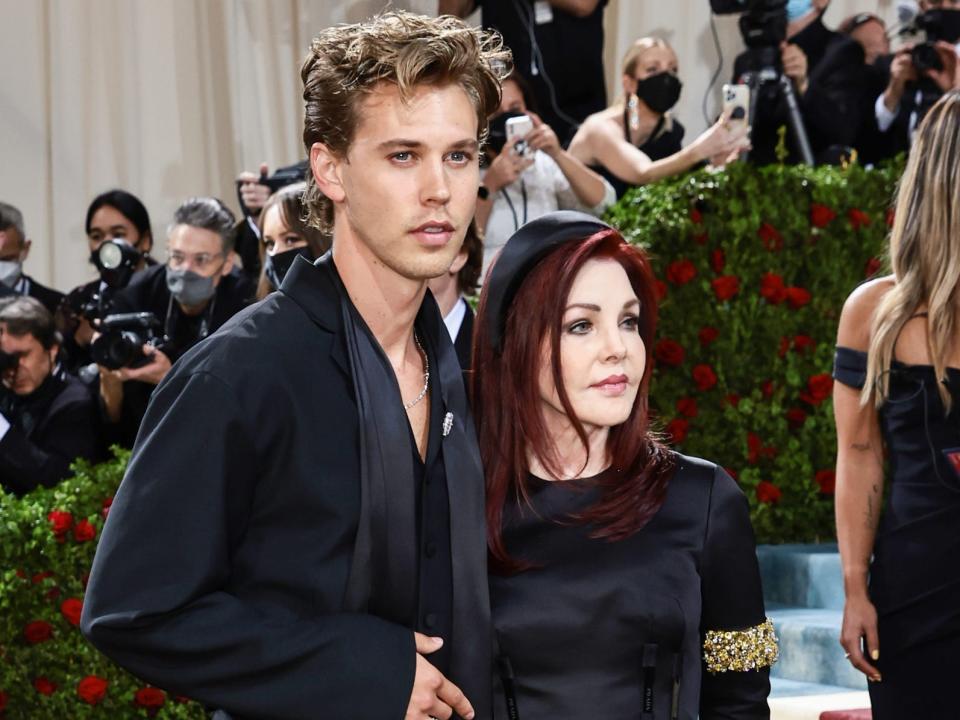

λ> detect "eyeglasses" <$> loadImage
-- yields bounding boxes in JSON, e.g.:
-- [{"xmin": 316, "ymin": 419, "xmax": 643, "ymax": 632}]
[{"xmin": 167, "ymin": 249, "xmax": 224, "ymax": 271}]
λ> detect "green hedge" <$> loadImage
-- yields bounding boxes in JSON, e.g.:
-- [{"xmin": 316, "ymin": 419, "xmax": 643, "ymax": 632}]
[
  {"xmin": 607, "ymin": 159, "xmax": 903, "ymax": 543},
  {"xmin": 0, "ymin": 450, "xmax": 205, "ymax": 719}
]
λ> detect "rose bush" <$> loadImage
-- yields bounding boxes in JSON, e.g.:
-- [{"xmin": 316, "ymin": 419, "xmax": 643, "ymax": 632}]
[
  {"xmin": 607, "ymin": 158, "xmax": 901, "ymax": 542},
  {"xmin": 0, "ymin": 450, "xmax": 205, "ymax": 718}
]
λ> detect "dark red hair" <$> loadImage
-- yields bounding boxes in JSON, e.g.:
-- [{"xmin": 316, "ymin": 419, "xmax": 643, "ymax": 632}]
[{"xmin": 471, "ymin": 229, "xmax": 674, "ymax": 574}]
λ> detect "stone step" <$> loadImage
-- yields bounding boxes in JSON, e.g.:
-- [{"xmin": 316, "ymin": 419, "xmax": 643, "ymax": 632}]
[
  {"xmin": 759, "ymin": 544, "xmax": 845, "ymax": 611},
  {"xmin": 768, "ymin": 607, "xmax": 867, "ymax": 690}
]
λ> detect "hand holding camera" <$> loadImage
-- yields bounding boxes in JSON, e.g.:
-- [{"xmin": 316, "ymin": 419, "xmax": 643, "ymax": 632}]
[
  {"xmin": 483, "ymin": 135, "xmax": 535, "ymax": 194},
  {"xmin": 523, "ymin": 113, "xmax": 562, "ymax": 159}
]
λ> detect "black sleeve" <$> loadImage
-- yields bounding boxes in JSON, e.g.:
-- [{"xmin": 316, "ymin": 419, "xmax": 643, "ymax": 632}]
[
  {"xmin": 81, "ymin": 370, "xmax": 416, "ymax": 720},
  {"xmin": 0, "ymin": 397, "xmax": 98, "ymax": 495},
  {"xmin": 803, "ymin": 38, "xmax": 868, "ymax": 149},
  {"xmin": 699, "ymin": 467, "xmax": 773, "ymax": 720}
]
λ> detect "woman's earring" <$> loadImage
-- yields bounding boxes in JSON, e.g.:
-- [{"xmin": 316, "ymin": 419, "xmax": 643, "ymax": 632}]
[{"xmin": 628, "ymin": 94, "xmax": 640, "ymax": 132}]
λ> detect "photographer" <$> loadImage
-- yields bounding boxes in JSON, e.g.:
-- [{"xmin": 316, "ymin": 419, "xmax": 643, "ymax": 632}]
[
  {"xmin": 0, "ymin": 296, "xmax": 98, "ymax": 495},
  {"xmin": 98, "ymin": 197, "xmax": 253, "ymax": 447},
  {"xmin": 876, "ymin": 3, "xmax": 960, "ymax": 152},
  {"xmin": 0, "ymin": 202, "xmax": 64, "ymax": 314},
  {"xmin": 58, "ymin": 190, "xmax": 156, "ymax": 373},
  {"xmin": 478, "ymin": 70, "xmax": 615, "ymax": 276}
]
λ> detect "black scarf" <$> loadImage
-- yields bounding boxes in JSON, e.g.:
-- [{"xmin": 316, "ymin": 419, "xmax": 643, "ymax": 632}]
[{"xmin": 319, "ymin": 258, "xmax": 493, "ymax": 718}]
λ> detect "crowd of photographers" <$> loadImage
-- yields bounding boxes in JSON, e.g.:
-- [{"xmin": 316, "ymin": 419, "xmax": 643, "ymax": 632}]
[{"xmin": 0, "ymin": 0, "xmax": 956, "ymax": 496}]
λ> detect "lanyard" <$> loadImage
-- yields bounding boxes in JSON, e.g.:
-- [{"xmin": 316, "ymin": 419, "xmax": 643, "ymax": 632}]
[{"xmin": 500, "ymin": 179, "xmax": 528, "ymax": 232}]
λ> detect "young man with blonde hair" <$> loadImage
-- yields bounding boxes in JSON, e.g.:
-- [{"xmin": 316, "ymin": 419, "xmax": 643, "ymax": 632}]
[{"xmin": 83, "ymin": 12, "xmax": 509, "ymax": 720}]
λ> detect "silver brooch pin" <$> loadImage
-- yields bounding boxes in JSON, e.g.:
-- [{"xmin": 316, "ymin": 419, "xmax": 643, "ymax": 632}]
[{"xmin": 442, "ymin": 412, "xmax": 454, "ymax": 437}]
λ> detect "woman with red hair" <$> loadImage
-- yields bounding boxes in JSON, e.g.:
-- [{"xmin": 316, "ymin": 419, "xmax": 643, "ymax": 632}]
[{"xmin": 472, "ymin": 211, "xmax": 776, "ymax": 719}]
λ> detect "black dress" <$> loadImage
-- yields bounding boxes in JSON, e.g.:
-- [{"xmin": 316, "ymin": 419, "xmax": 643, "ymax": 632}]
[
  {"xmin": 489, "ymin": 454, "xmax": 775, "ymax": 720},
  {"xmin": 833, "ymin": 347, "xmax": 960, "ymax": 719}
]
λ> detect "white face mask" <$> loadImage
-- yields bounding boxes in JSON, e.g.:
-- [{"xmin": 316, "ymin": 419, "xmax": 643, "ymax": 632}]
[{"xmin": 0, "ymin": 260, "xmax": 22, "ymax": 288}]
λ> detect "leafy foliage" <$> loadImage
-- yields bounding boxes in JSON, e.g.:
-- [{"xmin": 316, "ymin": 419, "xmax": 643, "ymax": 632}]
[
  {"xmin": 0, "ymin": 450, "xmax": 205, "ymax": 719},
  {"xmin": 606, "ymin": 159, "xmax": 903, "ymax": 543}
]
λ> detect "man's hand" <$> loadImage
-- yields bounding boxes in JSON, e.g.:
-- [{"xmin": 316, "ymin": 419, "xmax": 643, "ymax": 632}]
[
  {"xmin": 482, "ymin": 138, "xmax": 535, "ymax": 194},
  {"xmin": 781, "ymin": 42, "xmax": 809, "ymax": 95},
  {"xmin": 237, "ymin": 162, "xmax": 271, "ymax": 215},
  {"xmin": 118, "ymin": 345, "xmax": 172, "ymax": 386},
  {"xmin": 925, "ymin": 41, "xmax": 960, "ymax": 93},
  {"xmin": 524, "ymin": 113, "xmax": 561, "ymax": 159},
  {"xmin": 884, "ymin": 47, "xmax": 917, "ymax": 111},
  {"xmin": 405, "ymin": 633, "xmax": 474, "ymax": 720}
]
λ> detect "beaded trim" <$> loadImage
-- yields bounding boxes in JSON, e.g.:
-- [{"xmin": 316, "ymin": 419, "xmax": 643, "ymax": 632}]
[{"xmin": 703, "ymin": 618, "xmax": 779, "ymax": 674}]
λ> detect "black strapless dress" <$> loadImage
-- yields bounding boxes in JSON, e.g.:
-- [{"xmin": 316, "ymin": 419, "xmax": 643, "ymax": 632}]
[
  {"xmin": 489, "ymin": 454, "xmax": 774, "ymax": 720},
  {"xmin": 834, "ymin": 347, "xmax": 960, "ymax": 719}
]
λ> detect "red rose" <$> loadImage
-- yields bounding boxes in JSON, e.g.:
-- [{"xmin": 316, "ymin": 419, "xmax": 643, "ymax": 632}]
[
  {"xmin": 786, "ymin": 286, "xmax": 811, "ymax": 309},
  {"xmin": 758, "ymin": 222, "xmax": 783, "ymax": 251},
  {"xmin": 786, "ymin": 407, "xmax": 807, "ymax": 427},
  {"xmin": 655, "ymin": 339, "xmax": 685, "ymax": 367},
  {"xmin": 810, "ymin": 203, "xmax": 836, "ymax": 228},
  {"xmin": 690, "ymin": 207, "xmax": 703, "ymax": 225},
  {"xmin": 676, "ymin": 397, "xmax": 698, "ymax": 418},
  {"xmin": 174, "ymin": 695, "xmax": 193, "ymax": 704},
  {"xmin": 654, "ymin": 280, "xmax": 668, "ymax": 301},
  {"xmin": 725, "ymin": 468, "xmax": 739, "ymax": 481},
  {"xmin": 804, "ymin": 373, "xmax": 834, "ymax": 404},
  {"xmin": 864, "ymin": 257, "xmax": 882, "ymax": 278},
  {"xmin": 135, "ymin": 687, "xmax": 166, "ymax": 709},
  {"xmin": 692, "ymin": 364, "xmax": 718, "ymax": 391},
  {"xmin": 102, "ymin": 496, "xmax": 113, "ymax": 520},
  {"xmin": 61, "ymin": 598, "xmax": 83, "ymax": 627},
  {"xmin": 885, "ymin": 207, "xmax": 895, "ymax": 227},
  {"xmin": 698, "ymin": 326, "xmax": 719, "ymax": 345},
  {"xmin": 747, "ymin": 432, "xmax": 763, "ymax": 464},
  {"xmin": 793, "ymin": 335, "xmax": 815, "ymax": 354},
  {"xmin": 759, "ymin": 273, "xmax": 787, "ymax": 304},
  {"xmin": 756, "ymin": 480, "xmax": 783, "ymax": 504},
  {"xmin": 815, "ymin": 469, "xmax": 837, "ymax": 494},
  {"xmin": 848, "ymin": 208, "xmax": 872, "ymax": 230},
  {"xmin": 666, "ymin": 259, "xmax": 697, "ymax": 285},
  {"xmin": 710, "ymin": 248, "xmax": 726, "ymax": 273},
  {"xmin": 0, "ymin": 690, "xmax": 7, "ymax": 711},
  {"xmin": 77, "ymin": 676, "xmax": 108, "ymax": 706},
  {"xmin": 47, "ymin": 510, "xmax": 73, "ymax": 540},
  {"xmin": 725, "ymin": 393, "xmax": 741, "ymax": 407},
  {"xmin": 693, "ymin": 231, "xmax": 709, "ymax": 245},
  {"xmin": 711, "ymin": 275, "xmax": 740, "ymax": 301},
  {"xmin": 665, "ymin": 418, "xmax": 689, "ymax": 444},
  {"xmin": 33, "ymin": 677, "xmax": 57, "ymax": 695},
  {"xmin": 761, "ymin": 379, "xmax": 775, "ymax": 398},
  {"xmin": 778, "ymin": 336, "xmax": 790, "ymax": 358},
  {"xmin": 73, "ymin": 518, "xmax": 96, "ymax": 543},
  {"xmin": 46, "ymin": 587, "xmax": 61, "ymax": 601},
  {"xmin": 32, "ymin": 571, "xmax": 54, "ymax": 584},
  {"xmin": 24, "ymin": 620, "xmax": 53, "ymax": 644}
]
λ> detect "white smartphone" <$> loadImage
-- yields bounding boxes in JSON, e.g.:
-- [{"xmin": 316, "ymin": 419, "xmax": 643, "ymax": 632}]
[
  {"xmin": 722, "ymin": 83, "xmax": 750, "ymax": 126},
  {"xmin": 505, "ymin": 115, "xmax": 534, "ymax": 157}
]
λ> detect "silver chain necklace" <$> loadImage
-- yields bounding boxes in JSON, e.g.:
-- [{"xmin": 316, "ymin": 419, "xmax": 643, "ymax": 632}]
[{"xmin": 403, "ymin": 333, "xmax": 430, "ymax": 410}]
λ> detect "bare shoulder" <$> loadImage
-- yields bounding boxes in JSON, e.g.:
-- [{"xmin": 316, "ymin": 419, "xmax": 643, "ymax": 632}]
[{"xmin": 837, "ymin": 275, "xmax": 895, "ymax": 350}]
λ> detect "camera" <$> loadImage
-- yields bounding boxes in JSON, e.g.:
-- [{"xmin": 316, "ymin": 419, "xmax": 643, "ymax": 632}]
[
  {"xmin": 90, "ymin": 312, "xmax": 164, "ymax": 370},
  {"xmin": 710, "ymin": 0, "xmax": 788, "ymax": 48},
  {"xmin": 903, "ymin": 9, "xmax": 960, "ymax": 73},
  {"xmin": 94, "ymin": 239, "xmax": 143, "ymax": 290},
  {"xmin": 0, "ymin": 349, "xmax": 22, "ymax": 374}
]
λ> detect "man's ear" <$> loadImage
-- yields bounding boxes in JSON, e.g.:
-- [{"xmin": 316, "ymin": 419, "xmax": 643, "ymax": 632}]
[
  {"xmin": 310, "ymin": 142, "xmax": 347, "ymax": 203},
  {"xmin": 449, "ymin": 248, "xmax": 469, "ymax": 276},
  {"xmin": 20, "ymin": 238, "xmax": 31, "ymax": 262},
  {"xmin": 221, "ymin": 251, "xmax": 235, "ymax": 278}
]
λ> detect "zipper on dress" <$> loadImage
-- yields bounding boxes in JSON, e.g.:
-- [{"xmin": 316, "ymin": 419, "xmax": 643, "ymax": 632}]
[{"xmin": 497, "ymin": 654, "xmax": 521, "ymax": 720}]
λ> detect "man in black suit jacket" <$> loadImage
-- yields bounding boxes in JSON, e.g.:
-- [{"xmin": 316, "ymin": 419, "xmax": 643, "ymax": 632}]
[
  {"xmin": 428, "ymin": 221, "xmax": 483, "ymax": 371},
  {"xmin": 82, "ymin": 11, "xmax": 509, "ymax": 720},
  {"xmin": 0, "ymin": 296, "xmax": 98, "ymax": 495},
  {"xmin": 0, "ymin": 202, "xmax": 64, "ymax": 315}
]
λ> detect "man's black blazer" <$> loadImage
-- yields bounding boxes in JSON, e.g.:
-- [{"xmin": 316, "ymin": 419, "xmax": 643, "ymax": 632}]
[
  {"xmin": 82, "ymin": 258, "xmax": 487, "ymax": 720},
  {"xmin": 454, "ymin": 301, "xmax": 475, "ymax": 372}
]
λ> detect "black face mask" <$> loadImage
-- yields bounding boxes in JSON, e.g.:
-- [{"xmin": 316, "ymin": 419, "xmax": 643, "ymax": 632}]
[
  {"xmin": 924, "ymin": 9, "xmax": 960, "ymax": 45},
  {"xmin": 487, "ymin": 110, "xmax": 526, "ymax": 155},
  {"xmin": 635, "ymin": 72, "xmax": 683, "ymax": 114},
  {"xmin": 264, "ymin": 246, "xmax": 313, "ymax": 289}
]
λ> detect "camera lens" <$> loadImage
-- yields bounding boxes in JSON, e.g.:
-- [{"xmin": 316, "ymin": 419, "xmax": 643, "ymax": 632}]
[{"xmin": 98, "ymin": 241, "xmax": 124, "ymax": 270}]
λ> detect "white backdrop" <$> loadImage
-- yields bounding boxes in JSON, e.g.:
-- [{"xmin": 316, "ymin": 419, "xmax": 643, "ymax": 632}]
[{"xmin": 0, "ymin": 0, "xmax": 897, "ymax": 291}]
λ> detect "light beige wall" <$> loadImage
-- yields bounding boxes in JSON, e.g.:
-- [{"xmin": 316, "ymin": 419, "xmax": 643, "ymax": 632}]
[{"xmin": 0, "ymin": 0, "xmax": 895, "ymax": 292}]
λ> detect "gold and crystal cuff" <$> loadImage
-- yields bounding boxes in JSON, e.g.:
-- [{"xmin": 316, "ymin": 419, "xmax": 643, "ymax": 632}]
[{"xmin": 703, "ymin": 618, "xmax": 779, "ymax": 674}]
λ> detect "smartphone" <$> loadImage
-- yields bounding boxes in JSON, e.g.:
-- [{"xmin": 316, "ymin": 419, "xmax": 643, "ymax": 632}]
[
  {"xmin": 505, "ymin": 115, "xmax": 534, "ymax": 157},
  {"xmin": 722, "ymin": 83, "xmax": 750, "ymax": 125}
]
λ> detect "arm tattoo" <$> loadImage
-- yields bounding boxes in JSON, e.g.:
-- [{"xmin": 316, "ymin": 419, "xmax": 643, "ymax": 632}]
[
  {"xmin": 851, "ymin": 441, "xmax": 871, "ymax": 452},
  {"xmin": 865, "ymin": 483, "xmax": 880, "ymax": 530}
]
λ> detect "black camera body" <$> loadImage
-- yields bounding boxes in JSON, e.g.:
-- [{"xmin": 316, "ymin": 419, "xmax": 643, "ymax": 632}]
[
  {"xmin": 0, "ymin": 349, "xmax": 22, "ymax": 374},
  {"xmin": 905, "ymin": 9, "xmax": 960, "ymax": 73},
  {"xmin": 710, "ymin": 0, "xmax": 788, "ymax": 48},
  {"xmin": 90, "ymin": 312, "xmax": 164, "ymax": 370}
]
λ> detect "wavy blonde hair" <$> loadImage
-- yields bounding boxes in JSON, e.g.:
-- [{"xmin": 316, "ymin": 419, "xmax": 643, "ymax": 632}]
[
  {"xmin": 299, "ymin": 10, "xmax": 510, "ymax": 233},
  {"xmin": 864, "ymin": 91, "xmax": 960, "ymax": 412}
]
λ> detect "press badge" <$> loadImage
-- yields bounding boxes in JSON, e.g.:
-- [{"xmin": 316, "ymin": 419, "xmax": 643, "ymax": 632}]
[
  {"xmin": 945, "ymin": 448, "xmax": 960, "ymax": 480},
  {"xmin": 534, "ymin": 0, "xmax": 554, "ymax": 24}
]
